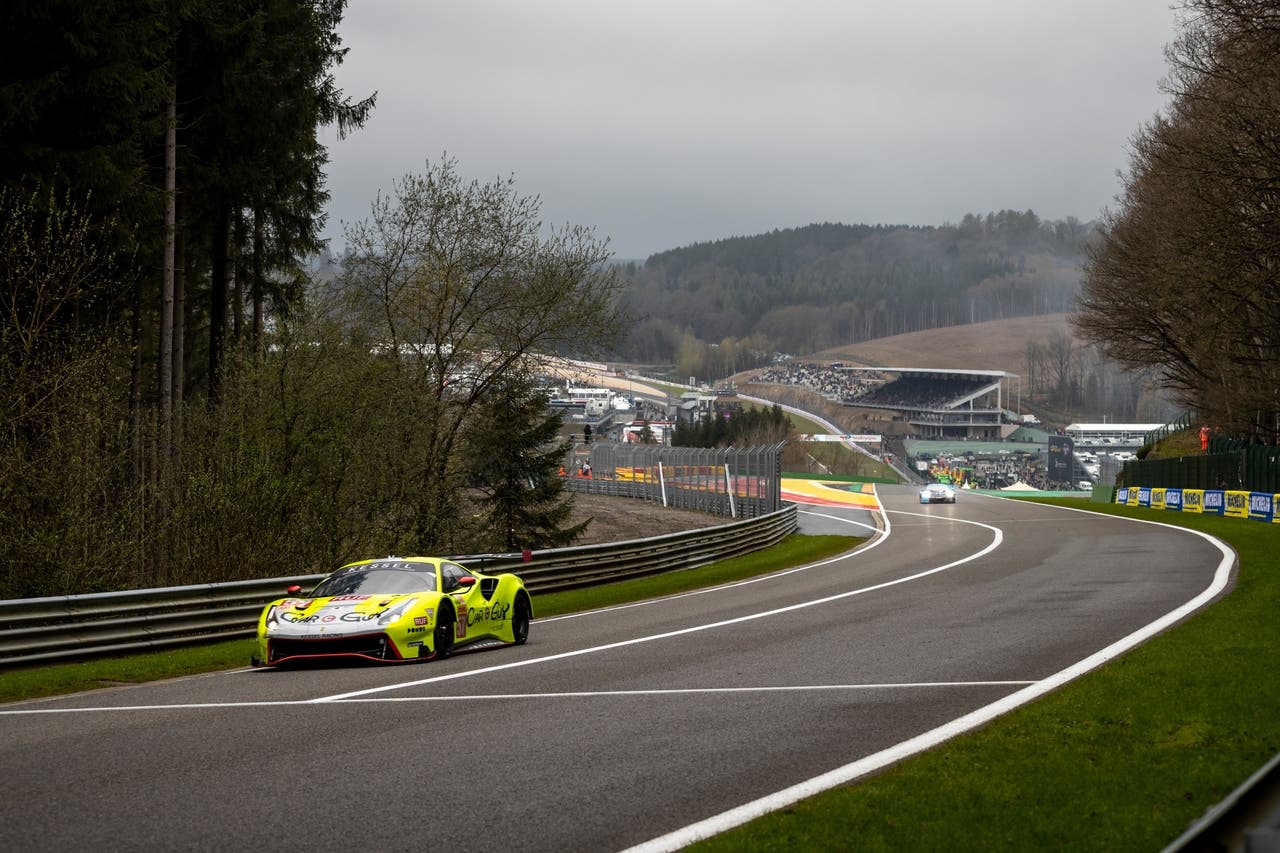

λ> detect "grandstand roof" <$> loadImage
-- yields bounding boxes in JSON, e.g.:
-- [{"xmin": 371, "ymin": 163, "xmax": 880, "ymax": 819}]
[
  {"xmin": 838, "ymin": 366, "xmax": 1017, "ymax": 379},
  {"xmin": 1066, "ymin": 423, "xmax": 1164, "ymax": 432}
]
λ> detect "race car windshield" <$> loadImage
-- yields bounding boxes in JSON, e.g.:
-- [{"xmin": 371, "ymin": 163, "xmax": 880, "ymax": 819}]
[{"xmin": 311, "ymin": 567, "xmax": 436, "ymax": 597}]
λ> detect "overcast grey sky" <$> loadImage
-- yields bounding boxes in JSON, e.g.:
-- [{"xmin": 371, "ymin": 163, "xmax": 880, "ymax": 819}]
[{"xmin": 320, "ymin": 1, "xmax": 1181, "ymax": 260}]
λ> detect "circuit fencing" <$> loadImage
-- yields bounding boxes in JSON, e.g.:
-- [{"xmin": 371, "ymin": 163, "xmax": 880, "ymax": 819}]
[
  {"xmin": 1122, "ymin": 443, "xmax": 1280, "ymax": 492},
  {"xmin": 564, "ymin": 442, "xmax": 785, "ymax": 518}
]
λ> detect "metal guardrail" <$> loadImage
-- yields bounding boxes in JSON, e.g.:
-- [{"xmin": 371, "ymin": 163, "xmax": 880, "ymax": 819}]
[
  {"xmin": 1162, "ymin": 750, "xmax": 1280, "ymax": 852},
  {"xmin": 0, "ymin": 504, "xmax": 797, "ymax": 668}
]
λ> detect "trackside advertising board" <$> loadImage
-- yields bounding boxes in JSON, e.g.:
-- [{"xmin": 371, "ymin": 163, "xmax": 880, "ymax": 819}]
[
  {"xmin": 1117, "ymin": 487, "xmax": 1279, "ymax": 523},
  {"xmin": 1248, "ymin": 492, "xmax": 1274, "ymax": 522},
  {"xmin": 1182, "ymin": 489, "xmax": 1204, "ymax": 513},
  {"xmin": 1225, "ymin": 490, "xmax": 1250, "ymax": 519}
]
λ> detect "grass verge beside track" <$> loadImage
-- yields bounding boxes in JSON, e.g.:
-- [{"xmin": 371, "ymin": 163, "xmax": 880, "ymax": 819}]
[
  {"xmin": 690, "ymin": 498, "xmax": 1279, "ymax": 852},
  {"xmin": 0, "ymin": 533, "xmax": 860, "ymax": 705},
  {"xmin": 9, "ymin": 501, "xmax": 1271, "ymax": 849}
]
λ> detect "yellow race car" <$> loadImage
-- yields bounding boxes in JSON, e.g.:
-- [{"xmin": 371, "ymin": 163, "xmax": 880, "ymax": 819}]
[{"xmin": 253, "ymin": 556, "xmax": 532, "ymax": 666}]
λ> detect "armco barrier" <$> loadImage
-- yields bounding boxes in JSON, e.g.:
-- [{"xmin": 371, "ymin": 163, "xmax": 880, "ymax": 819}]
[{"xmin": 0, "ymin": 504, "xmax": 798, "ymax": 668}]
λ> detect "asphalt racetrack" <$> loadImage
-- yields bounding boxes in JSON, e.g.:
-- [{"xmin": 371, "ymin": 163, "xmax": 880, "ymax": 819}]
[{"xmin": 0, "ymin": 485, "xmax": 1232, "ymax": 852}]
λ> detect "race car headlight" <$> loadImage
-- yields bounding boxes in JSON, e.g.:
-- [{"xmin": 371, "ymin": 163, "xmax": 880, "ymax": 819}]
[
  {"xmin": 378, "ymin": 598, "xmax": 418, "ymax": 626},
  {"xmin": 264, "ymin": 605, "xmax": 280, "ymax": 632}
]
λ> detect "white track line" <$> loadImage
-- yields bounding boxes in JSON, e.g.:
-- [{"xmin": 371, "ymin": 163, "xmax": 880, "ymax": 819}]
[
  {"xmin": 1, "ymin": 491, "xmax": 895, "ymax": 717},
  {"xmin": 798, "ymin": 507, "xmax": 881, "ymax": 533},
  {"xmin": 0, "ymin": 681, "xmax": 1037, "ymax": 716},
  {"xmin": 310, "ymin": 506, "xmax": 1000, "ymax": 703},
  {"xmin": 336, "ymin": 681, "xmax": 1037, "ymax": 702},
  {"xmin": 620, "ymin": 506, "xmax": 1236, "ymax": 853},
  {"xmin": 539, "ymin": 496, "xmax": 892, "ymax": 625}
]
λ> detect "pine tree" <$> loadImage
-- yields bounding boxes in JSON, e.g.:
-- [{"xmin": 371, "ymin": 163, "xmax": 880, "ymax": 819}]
[{"xmin": 463, "ymin": 373, "xmax": 586, "ymax": 551}]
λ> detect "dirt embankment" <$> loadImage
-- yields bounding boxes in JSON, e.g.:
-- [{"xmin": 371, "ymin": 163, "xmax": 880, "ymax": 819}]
[{"xmin": 565, "ymin": 492, "xmax": 722, "ymax": 545}]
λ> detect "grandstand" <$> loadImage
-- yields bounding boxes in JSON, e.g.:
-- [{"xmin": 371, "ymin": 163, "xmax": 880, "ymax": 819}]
[
  {"xmin": 1064, "ymin": 423, "xmax": 1164, "ymax": 449},
  {"xmin": 839, "ymin": 367, "xmax": 1021, "ymax": 440}
]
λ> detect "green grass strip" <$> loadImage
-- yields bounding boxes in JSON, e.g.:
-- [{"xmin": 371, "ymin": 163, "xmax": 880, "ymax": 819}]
[
  {"xmin": 0, "ymin": 533, "xmax": 859, "ymax": 704},
  {"xmin": 533, "ymin": 534, "xmax": 858, "ymax": 618},
  {"xmin": 690, "ymin": 499, "xmax": 1280, "ymax": 852},
  {"xmin": 0, "ymin": 638, "xmax": 260, "ymax": 704}
]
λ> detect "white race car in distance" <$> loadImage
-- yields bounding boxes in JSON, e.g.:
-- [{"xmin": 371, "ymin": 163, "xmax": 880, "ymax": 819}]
[{"xmin": 919, "ymin": 483, "xmax": 957, "ymax": 504}]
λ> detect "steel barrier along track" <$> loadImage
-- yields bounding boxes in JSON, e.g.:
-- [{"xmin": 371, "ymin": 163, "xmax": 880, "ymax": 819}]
[{"xmin": 0, "ymin": 504, "xmax": 797, "ymax": 668}]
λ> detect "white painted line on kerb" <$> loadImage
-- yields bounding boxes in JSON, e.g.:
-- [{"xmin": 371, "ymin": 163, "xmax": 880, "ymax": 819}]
[
  {"xmin": 619, "ymin": 509, "xmax": 1236, "ymax": 853},
  {"xmin": 310, "ymin": 507, "xmax": 998, "ymax": 703}
]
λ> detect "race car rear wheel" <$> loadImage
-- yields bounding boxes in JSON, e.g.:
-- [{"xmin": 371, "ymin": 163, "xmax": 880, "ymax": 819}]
[
  {"xmin": 512, "ymin": 594, "xmax": 531, "ymax": 645},
  {"xmin": 433, "ymin": 605, "xmax": 456, "ymax": 660}
]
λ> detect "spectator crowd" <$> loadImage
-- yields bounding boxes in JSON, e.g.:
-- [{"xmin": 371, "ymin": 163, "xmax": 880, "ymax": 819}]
[{"xmin": 752, "ymin": 363, "xmax": 885, "ymax": 402}]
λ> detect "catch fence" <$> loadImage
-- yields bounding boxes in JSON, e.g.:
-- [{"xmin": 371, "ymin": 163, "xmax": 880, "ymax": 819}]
[
  {"xmin": 1121, "ymin": 442, "xmax": 1280, "ymax": 492},
  {"xmin": 1144, "ymin": 411, "xmax": 1193, "ymax": 447},
  {"xmin": 564, "ymin": 442, "xmax": 785, "ymax": 518}
]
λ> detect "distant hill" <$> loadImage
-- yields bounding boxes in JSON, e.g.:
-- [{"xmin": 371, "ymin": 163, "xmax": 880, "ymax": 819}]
[
  {"xmin": 612, "ymin": 211, "xmax": 1095, "ymax": 365},
  {"xmin": 731, "ymin": 313, "xmax": 1176, "ymax": 425},
  {"xmin": 816, "ymin": 314, "xmax": 1076, "ymax": 379}
]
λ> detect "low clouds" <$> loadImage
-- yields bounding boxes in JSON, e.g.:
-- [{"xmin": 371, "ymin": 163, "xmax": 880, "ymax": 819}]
[{"xmin": 322, "ymin": 0, "xmax": 1177, "ymax": 259}]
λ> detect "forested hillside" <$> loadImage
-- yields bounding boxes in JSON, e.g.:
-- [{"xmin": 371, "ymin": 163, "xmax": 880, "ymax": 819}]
[
  {"xmin": 612, "ymin": 210, "xmax": 1094, "ymax": 379},
  {"xmin": 0, "ymin": 5, "xmax": 622, "ymax": 598}
]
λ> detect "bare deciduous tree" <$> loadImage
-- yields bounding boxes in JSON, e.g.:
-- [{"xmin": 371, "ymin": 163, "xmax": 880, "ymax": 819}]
[
  {"xmin": 340, "ymin": 156, "xmax": 626, "ymax": 549},
  {"xmin": 1074, "ymin": 0, "xmax": 1280, "ymax": 439}
]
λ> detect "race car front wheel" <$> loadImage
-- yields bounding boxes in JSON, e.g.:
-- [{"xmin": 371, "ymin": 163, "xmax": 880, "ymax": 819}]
[
  {"xmin": 512, "ymin": 594, "xmax": 531, "ymax": 645},
  {"xmin": 433, "ymin": 606, "xmax": 456, "ymax": 660}
]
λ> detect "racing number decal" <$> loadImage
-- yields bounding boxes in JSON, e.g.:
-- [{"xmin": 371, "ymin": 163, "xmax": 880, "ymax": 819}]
[{"xmin": 455, "ymin": 601, "xmax": 468, "ymax": 639}]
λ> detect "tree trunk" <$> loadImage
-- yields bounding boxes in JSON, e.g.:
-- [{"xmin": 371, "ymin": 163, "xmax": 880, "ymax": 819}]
[
  {"xmin": 130, "ymin": 273, "xmax": 143, "ymax": 483},
  {"xmin": 252, "ymin": 202, "xmax": 264, "ymax": 357},
  {"xmin": 159, "ymin": 74, "xmax": 176, "ymax": 457},
  {"xmin": 231, "ymin": 208, "xmax": 243, "ymax": 347},
  {"xmin": 173, "ymin": 191, "xmax": 185, "ymax": 431},
  {"xmin": 209, "ymin": 203, "xmax": 229, "ymax": 398}
]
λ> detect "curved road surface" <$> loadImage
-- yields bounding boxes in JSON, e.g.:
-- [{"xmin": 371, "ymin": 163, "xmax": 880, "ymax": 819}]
[{"xmin": 0, "ymin": 486, "xmax": 1231, "ymax": 851}]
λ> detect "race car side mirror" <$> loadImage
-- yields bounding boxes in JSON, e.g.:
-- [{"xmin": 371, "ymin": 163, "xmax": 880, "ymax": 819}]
[
  {"xmin": 286, "ymin": 585, "xmax": 302, "ymax": 595},
  {"xmin": 456, "ymin": 577, "xmax": 477, "ymax": 588}
]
